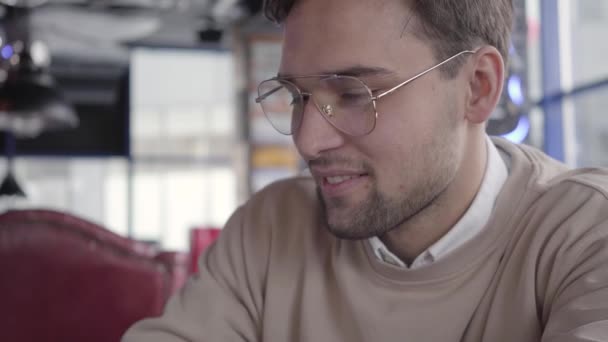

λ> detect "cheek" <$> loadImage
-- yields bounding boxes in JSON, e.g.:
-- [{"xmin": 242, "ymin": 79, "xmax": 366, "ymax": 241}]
[
  {"xmin": 355, "ymin": 83, "xmax": 456, "ymax": 190},
  {"xmin": 356, "ymin": 118, "xmax": 439, "ymax": 196},
  {"xmin": 373, "ymin": 94, "xmax": 441, "ymax": 139},
  {"xmin": 362, "ymin": 140, "xmax": 418, "ymax": 188}
]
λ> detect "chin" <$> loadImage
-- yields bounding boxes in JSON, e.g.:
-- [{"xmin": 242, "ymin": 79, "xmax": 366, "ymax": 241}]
[
  {"xmin": 317, "ymin": 184, "xmax": 397, "ymax": 240},
  {"xmin": 323, "ymin": 207, "xmax": 377, "ymax": 240},
  {"xmin": 326, "ymin": 223, "xmax": 373, "ymax": 240}
]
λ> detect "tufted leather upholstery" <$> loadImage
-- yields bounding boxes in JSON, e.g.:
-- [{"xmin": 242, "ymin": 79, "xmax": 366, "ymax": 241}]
[{"xmin": 0, "ymin": 209, "xmax": 189, "ymax": 342}]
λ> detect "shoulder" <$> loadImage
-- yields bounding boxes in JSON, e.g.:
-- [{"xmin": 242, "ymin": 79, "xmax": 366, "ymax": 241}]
[
  {"xmin": 249, "ymin": 176, "xmax": 318, "ymax": 207},
  {"xmin": 209, "ymin": 176, "xmax": 321, "ymax": 269},
  {"xmin": 243, "ymin": 176, "xmax": 319, "ymax": 222},
  {"xmin": 536, "ymin": 167, "xmax": 608, "ymax": 216},
  {"xmin": 222, "ymin": 176, "xmax": 322, "ymax": 243},
  {"xmin": 556, "ymin": 168, "xmax": 608, "ymax": 199},
  {"xmin": 520, "ymin": 168, "xmax": 608, "ymax": 268},
  {"xmin": 494, "ymin": 137, "xmax": 608, "ymax": 204},
  {"xmin": 528, "ymin": 170, "xmax": 608, "ymax": 330},
  {"xmin": 496, "ymin": 139, "xmax": 608, "ymax": 255}
]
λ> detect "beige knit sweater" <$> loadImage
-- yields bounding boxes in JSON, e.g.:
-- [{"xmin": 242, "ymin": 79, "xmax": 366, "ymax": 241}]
[{"xmin": 124, "ymin": 139, "xmax": 608, "ymax": 341}]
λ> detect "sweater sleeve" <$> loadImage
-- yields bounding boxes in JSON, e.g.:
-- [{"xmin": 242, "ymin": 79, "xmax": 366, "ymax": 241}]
[
  {"xmin": 540, "ymin": 190, "xmax": 608, "ymax": 341},
  {"xmin": 122, "ymin": 205, "xmax": 268, "ymax": 342}
]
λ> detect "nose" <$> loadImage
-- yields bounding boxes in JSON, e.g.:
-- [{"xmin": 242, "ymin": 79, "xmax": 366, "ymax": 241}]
[{"xmin": 293, "ymin": 98, "xmax": 345, "ymax": 161}]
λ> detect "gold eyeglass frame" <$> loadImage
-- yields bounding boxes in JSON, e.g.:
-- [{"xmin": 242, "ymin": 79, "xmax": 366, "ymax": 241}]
[{"xmin": 256, "ymin": 49, "xmax": 477, "ymax": 136}]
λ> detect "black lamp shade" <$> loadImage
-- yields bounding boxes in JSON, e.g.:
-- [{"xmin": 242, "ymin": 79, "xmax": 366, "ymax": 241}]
[
  {"xmin": 0, "ymin": 170, "xmax": 26, "ymax": 197},
  {"xmin": 0, "ymin": 72, "xmax": 78, "ymax": 138}
]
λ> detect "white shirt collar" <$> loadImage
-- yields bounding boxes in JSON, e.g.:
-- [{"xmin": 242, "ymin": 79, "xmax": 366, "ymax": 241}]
[{"xmin": 370, "ymin": 135, "xmax": 509, "ymax": 269}]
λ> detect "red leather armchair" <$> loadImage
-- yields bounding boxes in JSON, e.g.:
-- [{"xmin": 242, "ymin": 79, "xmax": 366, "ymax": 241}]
[{"xmin": 0, "ymin": 209, "xmax": 189, "ymax": 342}]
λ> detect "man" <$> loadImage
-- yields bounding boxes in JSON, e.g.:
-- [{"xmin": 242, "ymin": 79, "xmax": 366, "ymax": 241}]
[{"xmin": 124, "ymin": 0, "xmax": 608, "ymax": 341}]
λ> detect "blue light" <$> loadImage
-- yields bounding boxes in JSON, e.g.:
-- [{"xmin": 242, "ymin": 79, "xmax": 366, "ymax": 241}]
[
  {"xmin": 1, "ymin": 45, "xmax": 14, "ymax": 59},
  {"xmin": 508, "ymin": 74, "xmax": 525, "ymax": 106},
  {"xmin": 501, "ymin": 115, "xmax": 530, "ymax": 143}
]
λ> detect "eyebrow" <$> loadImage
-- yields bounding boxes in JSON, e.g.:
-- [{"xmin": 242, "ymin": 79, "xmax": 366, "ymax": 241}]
[{"xmin": 277, "ymin": 65, "xmax": 395, "ymax": 79}]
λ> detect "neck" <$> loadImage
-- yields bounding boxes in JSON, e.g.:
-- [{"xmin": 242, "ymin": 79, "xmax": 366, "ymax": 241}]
[{"xmin": 380, "ymin": 130, "xmax": 488, "ymax": 265}]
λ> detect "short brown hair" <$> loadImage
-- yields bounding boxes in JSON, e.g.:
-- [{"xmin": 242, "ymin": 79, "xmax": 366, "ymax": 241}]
[{"xmin": 264, "ymin": 0, "xmax": 513, "ymax": 77}]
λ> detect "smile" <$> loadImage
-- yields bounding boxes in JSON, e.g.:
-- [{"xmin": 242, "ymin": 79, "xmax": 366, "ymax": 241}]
[
  {"xmin": 325, "ymin": 175, "xmax": 359, "ymax": 185},
  {"xmin": 321, "ymin": 174, "xmax": 369, "ymax": 197}
]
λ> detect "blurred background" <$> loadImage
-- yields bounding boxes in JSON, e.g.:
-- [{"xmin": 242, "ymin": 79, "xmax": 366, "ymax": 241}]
[
  {"xmin": 0, "ymin": 0, "xmax": 607, "ymax": 251},
  {"xmin": 2, "ymin": 1, "xmax": 608, "ymax": 339}
]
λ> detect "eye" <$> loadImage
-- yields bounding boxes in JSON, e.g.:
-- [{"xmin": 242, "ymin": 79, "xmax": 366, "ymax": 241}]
[
  {"xmin": 290, "ymin": 97, "xmax": 302, "ymax": 106},
  {"xmin": 337, "ymin": 89, "xmax": 370, "ymax": 107},
  {"xmin": 340, "ymin": 91, "xmax": 364, "ymax": 100}
]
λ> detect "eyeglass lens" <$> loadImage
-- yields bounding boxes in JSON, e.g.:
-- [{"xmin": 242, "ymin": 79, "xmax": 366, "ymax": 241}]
[{"xmin": 257, "ymin": 76, "xmax": 376, "ymax": 136}]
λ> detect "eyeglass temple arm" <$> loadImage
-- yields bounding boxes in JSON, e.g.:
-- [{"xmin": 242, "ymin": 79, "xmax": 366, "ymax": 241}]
[
  {"xmin": 255, "ymin": 85, "xmax": 284, "ymax": 103},
  {"xmin": 373, "ymin": 50, "xmax": 476, "ymax": 100}
]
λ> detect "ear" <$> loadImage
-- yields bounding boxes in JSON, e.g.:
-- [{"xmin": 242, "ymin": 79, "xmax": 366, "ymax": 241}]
[{"xmin": 465, "ymin": 46, "xmax": 505, "ymax": 124}]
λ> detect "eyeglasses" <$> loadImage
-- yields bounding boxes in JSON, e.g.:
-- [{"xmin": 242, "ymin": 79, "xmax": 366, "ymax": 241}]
[{"xmin": 255, "ymin": 49, "xmax": 476, "ymax": 137}]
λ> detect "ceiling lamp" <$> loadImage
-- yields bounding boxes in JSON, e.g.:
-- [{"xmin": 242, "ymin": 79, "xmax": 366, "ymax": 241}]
[{"xmin": 0, "ymin": 0, "xmax": 78, "ymax": 138}]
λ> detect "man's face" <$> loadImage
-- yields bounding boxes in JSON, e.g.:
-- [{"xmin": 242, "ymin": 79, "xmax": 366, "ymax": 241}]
[{"xmin": 280, "ymin": 0, "xmax": 469, "ymax": 239}]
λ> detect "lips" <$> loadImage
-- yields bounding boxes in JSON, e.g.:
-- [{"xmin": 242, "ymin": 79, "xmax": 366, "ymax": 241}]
[
  {"xmin": 308, "ymin": 159, "xmax": 371, "ymax": 195},
  {"xmin": 326, "ymin": 175, "xmax": 359, "ymax": 185},
  {"xmin": 311, "ymin": 167, "xmax": 368, "ymax": 184},
  {"xmin": 313, "ymin": 170, "xmax": 369, "ymax": 197}
]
